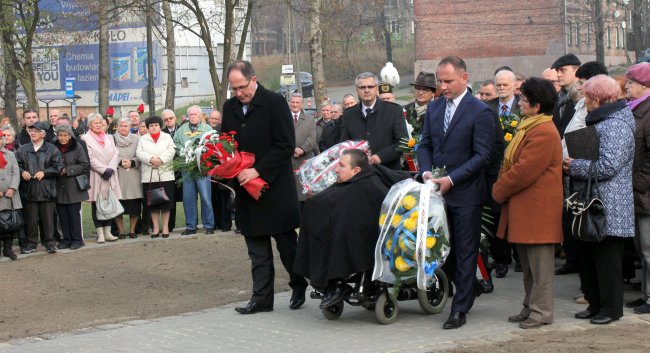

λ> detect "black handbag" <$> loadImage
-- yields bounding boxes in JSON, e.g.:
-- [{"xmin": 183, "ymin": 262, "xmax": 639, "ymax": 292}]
[
  {"xmin": 75, "ymin": 174, "xmax": 91, "ymax": 191},
  {"xmin": 565, "ymin": 163, "xmax": 607, "ymax": 242},
  {"xmin": 0, "ymin": 198, "xmax": 23, "ymax": 233},
  {"xmin": 146, "ymin": 169, "xmax": 170, "ymax": 207}
]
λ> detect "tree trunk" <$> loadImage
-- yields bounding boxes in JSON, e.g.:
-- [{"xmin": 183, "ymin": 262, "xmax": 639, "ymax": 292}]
[
  {"xmin": 308, "ymin": 0, "xmax": 326, "ymax": 110},
  {"xmin": 162, "ymin": 0, "xmax": 176, "ymax": 109},
  {"xmin": 219, "ymin": 0, "xmax": 236, "ymax": 108},
  {"xmin": 98, "ymin": 4, "xmax": 110, "ymax": 117},
  {"xmin": 380, "ymin": 9, "xmax": 392, "ymax": 63},
  {"xmin": 190, "ymin": 0, "xmax": 221, "ymax": 108},
  {"xmin": 1, "ymin": 0, "xmax": 17, "ymax": 125},
  {"xmin": 593, "ymin": 0, "xmax": 605, "ymax": 64},
  {"xmin": 632, "ymin": 0, "xmax": 646, "ymax": 60},
  {"xmin": 236, "ymin": 0, "xmax": 253, "ymax": 60},
  {"xmin": 20, "ymin": 49, "xmax": 37, "ymax": 110}
]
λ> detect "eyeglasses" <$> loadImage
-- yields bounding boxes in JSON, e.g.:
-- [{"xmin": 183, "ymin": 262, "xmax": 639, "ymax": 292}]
[
  {"xmin": 231, "ymin": 80, "xmax": 252, "ymax": 93},
  {"xmin": 413, "ymin": 86, "xmax": 432, "ymax": 93},
  {"xmin": 356, "ymin": 85, "xmax": 377, "ymax": 91},
  {"xmin": 164, "ymin": 117, "xmax": 175, "ymax": 121}
]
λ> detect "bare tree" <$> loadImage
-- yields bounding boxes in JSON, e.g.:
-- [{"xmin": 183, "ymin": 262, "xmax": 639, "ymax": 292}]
[
  {"xmin": 162, "ymin": 0, "xmax": 176, "ymax": 109},
  {"xmin": 0, "ymin": 0, "xmax": 18, "ymax": 124},
  {"xmin": 98, "ymin": 3, "xmax": 110, "ymax": 117},
  {"xmin": 307, "ymin": 0, "xmax": 326, "ymax": 109}
]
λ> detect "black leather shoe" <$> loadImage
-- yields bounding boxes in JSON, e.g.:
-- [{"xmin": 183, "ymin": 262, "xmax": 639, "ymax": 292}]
[
  {"xmin": 495, "ymin": 264, "xmax": 508, "ymax": 278},
  {"xmin": 634, "ymin": 304, "xmax": 650, "ymax": 314},
  {"xmin": 319, "ymin": 285, "xmax": 351, "ymax": 309},
  {"xmin": 590, "ymin": 315, "xmax": 614, "ymax": 325},
  {"xmin": 181, "ymin": 229, "xmax": 197, "ymax": 236},
  {"xmin": 443, "ymin": 311, "xmax": 466, "ymax": 329},
  {"xmin": 221, "ymin": 228, "xmax": 232, "ymax": 232},
  {"xmin": 555, "ymin": 264, "xmax": 579, "ymax": 275},
  {"xmin": 479, "ymin": 279, "xmax": 493, "ymax": 294},
  {"xmin": 205, "ymin": 229, "xmax": 214, "ymax": 235},
  {"xmin": 20, "ymin": 247, "xmax": 35, "ymax": 254},
  {"xmin": 625, "ymin": 298, "xmax": 646, "ymax": 308},
  {"xmin": 46, "ymin": 246, "xmax": 57, "ymax": 254},
  {"xmin": 289, "ymin": 290, "xmax": 306, "ymax": 310},
  {"xmin": 234, "ymin": 301, "xmax": 273, "ymax": 314},
  {"xmin": 575, "ymin": 308, "xmax": 598, "ymax": 319}
]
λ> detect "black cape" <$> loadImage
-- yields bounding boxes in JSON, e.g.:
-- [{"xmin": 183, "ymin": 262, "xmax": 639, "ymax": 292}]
[{"xmin": 294, "ymin": 165, "xmax": 410, "ymax": 290}]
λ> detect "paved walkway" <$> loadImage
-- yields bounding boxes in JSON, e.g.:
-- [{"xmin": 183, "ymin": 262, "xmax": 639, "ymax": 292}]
[{"xmin": 1, "ymin": 263, "xmax": 648, "ymax": 353}]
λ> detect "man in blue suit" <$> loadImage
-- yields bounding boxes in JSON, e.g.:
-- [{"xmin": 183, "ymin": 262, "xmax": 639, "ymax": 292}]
[{"xmin": 417, "ymin": 56, "xmax": 495, "ymax": 329}]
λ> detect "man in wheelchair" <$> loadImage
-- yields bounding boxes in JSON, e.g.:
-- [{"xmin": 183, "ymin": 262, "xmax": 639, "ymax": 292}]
[{"xmin": 294, "ymin": 149, "xmax": 409, "ymax": 309}]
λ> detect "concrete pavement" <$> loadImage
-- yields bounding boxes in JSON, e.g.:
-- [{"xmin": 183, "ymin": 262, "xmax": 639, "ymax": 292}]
[{"xmin": 2, "ymin": 262, "xmax": 649, "ymax": 353}]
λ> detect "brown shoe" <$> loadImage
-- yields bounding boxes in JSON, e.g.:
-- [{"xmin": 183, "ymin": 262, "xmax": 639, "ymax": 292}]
[
  {"xmin": 519, "ymin": 318, "xmax": 548, "ymax": 329},
  {"xmin": 508, "ymin": 312, "xmax": 530, "ymax": 323}
]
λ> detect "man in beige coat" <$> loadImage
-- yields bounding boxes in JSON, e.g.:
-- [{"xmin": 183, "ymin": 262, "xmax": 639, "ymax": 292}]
[{"xmin": 289, "ymin": 93, "xmax": 317, "ymax": 203}]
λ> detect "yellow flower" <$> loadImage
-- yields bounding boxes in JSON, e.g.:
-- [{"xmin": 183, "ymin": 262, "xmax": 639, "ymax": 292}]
[
  {"xmin": 391, "ymin": 215, "xmax": 402, "ymax": 228},
  {"xmin": 401, "ymin": 195, "xmax": 417, "ymax": 210},
  {"xmin": 403, "ymin": 218, "xmax": 417, "ymax": 232},
  {"xmin": 504, "ymin": 133, "xmax": 513, "ymax": 142},
  {"xmin": 426, "ymin": 236, "xmax": 437, "ymax": 249},
  {"xmin": 385, "ymin": 238, "xmax": 393, "ymax": 251},
  {"xmin": 398, "ymin": 237, "xmax": 409, "ymax": 252},
  {"xmin": 510, "ymin": 120, "xmax": 518, "ymax": 127},
  {"xmin": 379, "ymin": 214, "xmax": 387, "ymax": 226},
  {"xmin": 395, "ymin": 256, "xmax": 411, "ymax": 272},
  {"xmin": 407, "ymin": 138, "xmax": 416, "ymax": 148},
  {"xmin": 409, "ymin": 210, "xmax": 419, "ymax": 220}
]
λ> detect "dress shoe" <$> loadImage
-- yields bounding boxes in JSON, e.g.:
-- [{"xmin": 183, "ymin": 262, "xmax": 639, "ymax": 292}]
[
  {"xmin": 118, "ymin": 234, "xmax": 127, "ymax": 239},
  {"xmin": 443, "ymin": 311, "xmax": 466, "ymax": 329},
  {"xmin": 181, "ymin": 229, "xmax": 196, "ymax": 236},
  {"xmin": 508, "ymin": 311, "xmax": 530, "ymax": 323},
  {"xmin": 479, "ymin": 279, "xmax": 494, "ymax": 294},
  {"xmin": 625, "ymin": 298, "xmax": 646, "ymax": 308},
  {"xmin": 634, "ymin": 303, "xmax": 650, "ymax": 314},
  {"xmin": 3, "ymin": 247, "xmax": 17, "ymax": 260},
  {"xmin": 46, "ymin": 246, "xmax": 57, "ymax": 254},
  {"xmin": 289, "ymin": 290, "xmax": 306, "ymax": 310},
  {"xmin": 151, "ymin": 232, "xmax": 160, "ymax": 238},
  {"xmin": 57, "ymin": 242, "xmax": 71, "ymax": 249},
  {"xmin": 495, "ymin": 264, "xmax": 508, "ymax": 278},
  {"xmin": 221, "ymin": 227, "xmax": 232, "ymax": 232},
  {"xmin": 234, "ymin": 301, "xmax": 273, "ymax": 314},
  {"xmin": 519, "ymin": 318, "xmax": 548, "ymax": 329},
  {"xmin": 319, "ymin": 284, "xmax": 351, "ymax": 309},
  {"xmin": 129, "ymin": 233, "xmax": 138, "ymax": 239},
  {"xmin": 162, "ymin": 234, "xmax": 169, "ymax": 238},
  {"xmin": 590, "ymin": 315, "xmax": 615, "ymax": 325},
  {"xmin": 555, "ymin": 264, "xmax": 579, "ymax": 275},
  {"xmin": 575, "ymin": 308, "xmax": 598, "ymax": 319},
  {"xmin": 205, "ymin": 229, "xmax": 214, "ymax": 235},
  {"xmin": 20, "ymin": 247, "xmax": 35, "ymax": 254},
  {"xmin": 69, "ymin": 243, "xmax": 83, "ymax": 250}
]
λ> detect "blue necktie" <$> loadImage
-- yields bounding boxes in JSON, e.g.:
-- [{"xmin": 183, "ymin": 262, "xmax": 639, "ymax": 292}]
[{"xmin": 443, "ymin": 100, "xmax": 454, "ymax": 134}]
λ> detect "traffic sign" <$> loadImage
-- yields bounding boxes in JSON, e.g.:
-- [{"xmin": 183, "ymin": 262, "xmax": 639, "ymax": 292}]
[
  {"xmin": 280, "ymin": 74, "xmax": 296, "ymax": 86},
  {"xmin": 282, "ymin": 65, "xmax": 294, "ymax": 74}
]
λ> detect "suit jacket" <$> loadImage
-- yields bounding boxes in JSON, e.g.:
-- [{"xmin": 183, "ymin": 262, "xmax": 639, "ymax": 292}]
[
  {"xmin": 553, "ymin": 89, "xmax": 577, "ymax": 138},
  {"xmin": 293, "ymin": 111, "xmax": 317, "ymax": 169},
  {"xmin": 221, "ymin": 84, "xmax": 300, "ymax": 237},
  {"xmin": 484, "ymin": 97, "xmax": 513, "ymax": 212},
  {"xmin": 340, "ymin": 99, "xmax": 408, "ymax": 170},
  {"xmin": 162, "ymin": 124, "xmax": 180, "ymax": 138},
  {"xmin": 417, "ymin": 93, "xmax": 495, "ymax": 207},
  {"xmin": 319, "ymin": 119, "xmax": 341, "ymax": 152}
]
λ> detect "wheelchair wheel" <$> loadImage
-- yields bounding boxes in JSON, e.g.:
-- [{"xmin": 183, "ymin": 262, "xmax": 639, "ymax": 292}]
[
  {"xmin": 418, "ymin": 268, "xmax": 449, "ymax": 314},
  {"xmin": 321, "ymin": 301, "xmax": 344, "ymax": 320},
  {"xmin": 375, "ymin": 291, "xmax": 399, "ymax": 325}
]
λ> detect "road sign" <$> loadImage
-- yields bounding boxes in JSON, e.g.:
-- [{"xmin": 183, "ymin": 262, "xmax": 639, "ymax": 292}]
[
  {"xmin": 280, "ymin": 74, "xmax": 296, "ymax": 86},
  {"xmin": 282, "ymin": 65, "xmax": 294, "ymax": 74},
  {"xmin": 65, "ymin": 77, "xmax": 75, "ymax": 98}
]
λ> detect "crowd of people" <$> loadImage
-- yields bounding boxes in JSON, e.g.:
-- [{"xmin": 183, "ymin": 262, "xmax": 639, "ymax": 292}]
[{"xmin": 0, "ymin": 57, "xmax": 648, "ymax": 333}]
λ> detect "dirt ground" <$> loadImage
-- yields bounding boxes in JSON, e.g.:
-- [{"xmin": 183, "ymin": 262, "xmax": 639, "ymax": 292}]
[
  {"xmin": 0, "ymin": 234, "xmax": 290, "ymax": 342},
  {"xmin": 2, "ymin": 235, "xmax": 650, "ymax": 352}
]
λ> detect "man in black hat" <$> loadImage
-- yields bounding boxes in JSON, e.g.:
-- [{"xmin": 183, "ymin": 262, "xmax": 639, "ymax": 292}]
[
  {"xmin": 551, "ymin": 53, "xmax": 581, "ymax": 138},
  {"xmin": 378, "ymin": 83, "xmax": 396, "ymax": 102},
  {"xmin": 404, "ymin": 72, "xmax": 437, "ymax": 135}
]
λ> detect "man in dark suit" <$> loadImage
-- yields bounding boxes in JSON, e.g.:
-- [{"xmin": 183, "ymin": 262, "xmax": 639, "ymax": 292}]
[
  {"xmin": 340, "ymin": 72, "xmax": 408, "ymax": 170},
  {"xmin": 161, "ymin": 109, "xmax": 181, "ymax": 232},
  {"xmin": 221, "ymin": 60, "xmax": 308, "ymax": 314},
  {"xmin": 417, "ymin": 55, "xmax": 495, "ymax": 329},
  {"xmin": 318, "ymin": 104, "xmax": 342, "ymax": 152},
  {"xmin": 485, "ymin": 69, "xmax": 518, "ymax": 278}
]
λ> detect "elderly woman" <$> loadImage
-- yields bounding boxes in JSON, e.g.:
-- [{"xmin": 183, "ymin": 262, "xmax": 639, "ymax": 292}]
[
  {"xmin": 564, "ymin": 75, "xmax": 636, "ymax": 325},
  {"xmin": 1, "ymin": 125, "xmax": 19, "ymax": 151},
  {"xmin": 54, "ymin": 125, "xmax": 89, "ymax": 250},
  {"xmin": 0, "ymin": 135, "xmax": 21, "ymax": 260},
  {"xmin": 81, "ymin": 113, "xmax": 121, "ymax": 243},
  {"xmin": 113, "ymin": 117, "xmax": 143, "ymax": 239},
  {"xmin": 623, "ymin": 63, "xmax": 650, "ymax": 314},
  {"xmin": 492, "ymin": 78, "xmax": 563, "ymax": 329},
  {"xmin": 136, "ymin": 116, "xmax": 176, "ymax": 238}
]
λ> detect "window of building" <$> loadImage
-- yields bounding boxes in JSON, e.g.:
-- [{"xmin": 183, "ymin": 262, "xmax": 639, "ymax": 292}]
[
  {"xmin": 567, "ymin": 21, "xmax": 572, "ymax": 47},
  {"xmin": 587, "ymin": 23, "xmax": 591, "ymax": 48},
  {"xmin": 607, "ymin": 26, "xmax": 611, "ymax": 48},
  {"xmin": 622, "ymin": 27, "xmax": 626, "ymax": 48},
  {"xmin": 616, "ymin": 27, "xmax": 620, "ymax": 48},
  {"xmin": 388, "ymin": 20, "xmax": 400, "ymax": 34},
  {"xmin": 411, "ymin": 21, "xmax": 415, "ymax": 34},
  {"xmin": 576, "ymin": 22, "xmax": 580, "ymax": 46}
]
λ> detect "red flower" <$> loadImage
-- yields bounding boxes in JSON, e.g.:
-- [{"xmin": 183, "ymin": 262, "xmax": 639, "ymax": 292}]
[
  {"xmin": 205, "ymin": 161, "xmax": 213, "ymax": 167},
  {"xmin": 229, "ymin": 131, "xmax": 237, "ymax": 135}
]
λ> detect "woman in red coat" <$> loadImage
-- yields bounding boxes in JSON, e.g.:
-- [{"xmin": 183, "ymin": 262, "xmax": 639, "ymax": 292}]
[{"xmin": 493, "ymin": 78, "xmax": 564, "ymax": 329}]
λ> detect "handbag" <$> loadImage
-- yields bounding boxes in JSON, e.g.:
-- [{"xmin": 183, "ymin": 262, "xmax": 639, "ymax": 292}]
[
  {"xmin": 75, "ymin": 174, "xmax": 90, "ymax": 191},
  {"xmin": 565, "ymin": 163, "xmax": 607, "ymax": 242},
  {"xmin": 146, "ymin": 168, "xmax": 170, "ymax": 207},
  {"xmin": 96, "ymin": 180, "xmax": 124, "ymax": 220},
  {"xmin": 0, "ymin": 198, "xmax": 23, "ymax": 233}
]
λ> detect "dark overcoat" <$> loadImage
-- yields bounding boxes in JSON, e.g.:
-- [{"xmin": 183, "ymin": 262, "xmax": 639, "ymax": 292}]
[
  {"xmin": 340, "ymin": 99, "xmax": 408, "ymax": 170},
  {"xmin": 221, "ymin": 84, "xmax": 300, "ymax": 237},
  {"xmin": 294, "ymin": 166, "xmax": 408, "ymax": 290},
  {"xmin": 16, "ymin": 141, "xmax": 64, "ymax": 202},
  {"xmin": 55, "ymin": 137, "xmax": 90, "ymax": 204}
]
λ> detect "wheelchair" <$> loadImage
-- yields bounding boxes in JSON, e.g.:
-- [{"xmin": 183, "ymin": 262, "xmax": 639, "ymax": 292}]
[{"xmin": 310, "ymin": 267, "xmax": 449, "ymax": 324}]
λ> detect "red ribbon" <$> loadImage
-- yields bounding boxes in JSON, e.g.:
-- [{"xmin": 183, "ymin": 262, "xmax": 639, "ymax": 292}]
[{"xmin": 206, "ymin": 151, "xmax": 268, "ymax": 200}]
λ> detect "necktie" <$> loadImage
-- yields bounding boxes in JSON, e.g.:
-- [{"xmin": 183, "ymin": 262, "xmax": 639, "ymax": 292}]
[
  {"xmin": 365, "ymin": 108, "xmax": 372, "ymax": 117},
  {"xmin": 443, "ymin": 100, "xmax": 454, "ymax": 134},
  {"xmin": 501, "ymin": 104, "xmax": 508, "ymax": 116},
  {"xmin": 294, "ymin": 114, "xmax": 299, "ymax": 125}
]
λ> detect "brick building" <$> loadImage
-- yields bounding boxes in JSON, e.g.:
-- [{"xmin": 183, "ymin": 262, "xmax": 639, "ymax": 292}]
[{"xmin": 414, "ymin": 0, "xmax": 631, "ymax": 83}]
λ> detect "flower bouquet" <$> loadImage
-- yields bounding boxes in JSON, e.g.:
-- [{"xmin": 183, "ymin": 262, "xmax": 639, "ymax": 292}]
[
  {"xmin": 397, "ymin": 136, "xmax": 420, "ymax": 171},
  {"xmin": 296, "ymin": 140, "xmax": 370, "ymax": 196},
  {"xmin": 499, "ymin": 112, "xmax": 521, "ymax": 144},
  {"xmin": 178, "ymin": 130, "xmax": 268, "ymax": 200},
  {"xmin": 372, "ymin": 169, "xmax": 451, "ymax": 291}
]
